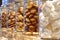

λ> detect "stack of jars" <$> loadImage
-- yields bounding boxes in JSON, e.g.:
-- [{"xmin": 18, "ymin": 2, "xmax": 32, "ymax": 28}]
[{"xmin": 1, "ymin": 0, "xmax": 40, "ymax": 34}]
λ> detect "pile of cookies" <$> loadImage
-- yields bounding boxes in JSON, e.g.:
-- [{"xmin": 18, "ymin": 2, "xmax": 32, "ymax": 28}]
[
  {"xmin": 16, "ymin": 7, "xmax": 24, "ymax": 31},
  {"xmin": 1, "ymin": 9, "xmax": 7, "ymax": 28},
  {"xmin": 8, "ymin": 10, "xmax": 16, "ymax": 28}
]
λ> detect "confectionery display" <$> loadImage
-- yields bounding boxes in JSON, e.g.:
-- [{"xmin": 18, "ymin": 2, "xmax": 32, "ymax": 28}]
[{"xmin": 0, "ymin": 0, "xmax": 60, "ymax": 40}]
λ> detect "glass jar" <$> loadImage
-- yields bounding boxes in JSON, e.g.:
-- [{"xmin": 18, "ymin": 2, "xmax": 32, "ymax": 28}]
[
  {"xmin": 24, "ymin": 0, "xmax": 39, "ymax": 36},
  {"xmin": 7, "ymin": 2, "xmax": 16, "ymax": 30},
  {"xmin": 6, "ymin": 2, "xmax": 16, "ymax": 40},
  {"xmin": 1, "ymin": 6, "xmax": 7, "ymax": 29},
  {"xmin": 15, "ymin": 0, "xmax": 24, "ymax": 32},
  {"xmin": 1, "ymin": 6, "xmax": 8, "ymax": 39}
]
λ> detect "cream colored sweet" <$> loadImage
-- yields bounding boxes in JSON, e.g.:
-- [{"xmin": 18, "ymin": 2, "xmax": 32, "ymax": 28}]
[{"xmin": 40, "ymin": 0, "xmax": 60, "ymax": 38}]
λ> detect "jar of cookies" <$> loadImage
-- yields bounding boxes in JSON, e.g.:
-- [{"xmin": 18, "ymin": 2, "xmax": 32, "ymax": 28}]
[
  {"xmin": 7, "ymin": 2, "xmax": 16, "ymax": 30},
  {"xmin": 24, "ymin": 0, "xmax": 39, "ymax": 35},
  {"xmin": 6, "ymin": 2, "xmax": 16, "ymax": 40},
  {"xmin": 15, "ymin": 0, "xmax": 24, "ymax": 32},
  {"xmin": 1, "ymin": 6, "xmax": 7, "ymax": 29},
  {"xmin": 1, "ymin": 5, "xmax": 8, "ymax": 39}
]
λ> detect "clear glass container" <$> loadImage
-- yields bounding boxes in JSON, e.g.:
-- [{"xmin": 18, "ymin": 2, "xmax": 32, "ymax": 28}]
[
  {"xmin": 15, "ymin": 0, "xmax": 24, "ymax": 32},
  {"xmin": 1, "ymin": 6, "xmax": 7, "ymax": 28},
  {"xmin": 24, "ymin": 0, "xmax": 39, "ymax": 36},
  {"xmin": 14, "ymin": 0, "xmax": 24, "ymax": 40},
  {"xmin": 1, "ymin": 6, "xmax": 8, "ymax": 39},
  {"xmin": 7, "ymin": 2, "xmax": 16, "ymax": 31},
  {"xmin": 6, "ymin": 2, "xmax": 16, "ymax": 40}
]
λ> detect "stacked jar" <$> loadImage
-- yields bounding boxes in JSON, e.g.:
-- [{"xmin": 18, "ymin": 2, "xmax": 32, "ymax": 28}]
[
  {"xmin": 24, "ymin": 0, "xmax": 39, "ymax": 35},
  {"xmin": 7, "ymin": 2, "xmax": 16, "ymax": 30},
  {"xmin": 1, "ymin": 6, "xmax": 8, "ymax": 39},
  {"xmin": 6, "ymin": 2, "xmax": 16, "ymax": 40},
  {"xmin": 15, "ymin": 0, "xmax": 24, "ymax": 32},
  {"xmin": 15, "ymin": 0, "xmax": 24, "ymax": 40}
]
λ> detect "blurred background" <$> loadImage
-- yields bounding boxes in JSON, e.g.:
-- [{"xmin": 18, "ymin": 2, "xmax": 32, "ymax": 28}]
[{"xmin": 0, "ymin": 0, "xmax": 53, "ymax": 6}]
